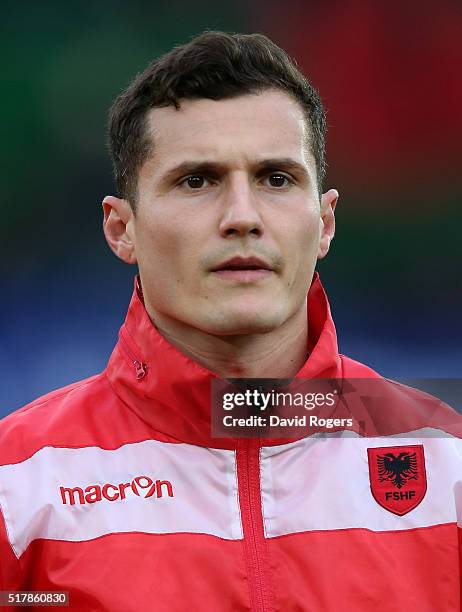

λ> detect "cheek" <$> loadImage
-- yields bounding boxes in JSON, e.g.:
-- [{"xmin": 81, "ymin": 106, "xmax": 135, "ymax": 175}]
[
  {"xmin": 136, "ymin": 214, "xmax": 179, "ymax": 266},
  {"xmin": 278, "ymin": 215, "xmax": 320, "ymax": 298},
  {"xmin": 284, "ymin": 210, "xmax": 320, "ymax": 266},
  {"xmin": 135, "ymin": 213, "xmax": 198, "ymax": 288}
]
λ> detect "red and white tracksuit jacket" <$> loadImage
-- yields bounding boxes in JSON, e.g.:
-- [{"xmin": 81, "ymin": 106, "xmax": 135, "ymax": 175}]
[{"xmin": 1, "ymin": 274, "xmax": 461, "ymax": 611}]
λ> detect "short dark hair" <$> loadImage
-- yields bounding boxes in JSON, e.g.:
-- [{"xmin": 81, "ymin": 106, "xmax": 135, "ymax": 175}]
[{"xmin": 108, "ymin": 31, "xmax": 327, "ymax": 208}]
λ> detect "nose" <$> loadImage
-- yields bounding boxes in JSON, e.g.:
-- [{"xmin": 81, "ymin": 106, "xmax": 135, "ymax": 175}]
[{"xmin": 218, "ymin": 175, "xmax": 264, "ymax": 238}]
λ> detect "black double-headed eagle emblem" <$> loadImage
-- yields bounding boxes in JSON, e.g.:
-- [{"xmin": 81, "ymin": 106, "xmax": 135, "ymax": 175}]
[{"xmin": 377, "ymin": 451, "xmax": 418, "ymax": 489}]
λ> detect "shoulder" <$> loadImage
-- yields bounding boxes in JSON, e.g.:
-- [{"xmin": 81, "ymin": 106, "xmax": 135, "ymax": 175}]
[
  {"xmin": 340, "ymin": 354, "xmax": 462, "ymax": 438},
  {"xmin": 0, "ymin": 373, "xmax": 113, "ymax": 465}
]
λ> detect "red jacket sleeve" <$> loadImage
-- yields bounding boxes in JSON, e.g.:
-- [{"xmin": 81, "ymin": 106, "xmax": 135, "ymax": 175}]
[{"xmin": 0, "ymin": 508, "xmax": 21, "ymax": 589}]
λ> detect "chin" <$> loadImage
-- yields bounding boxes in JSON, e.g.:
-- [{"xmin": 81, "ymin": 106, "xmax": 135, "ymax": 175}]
[{"xmin": 203, "ymin": 309, "xmax": 285, "ymax": 336}]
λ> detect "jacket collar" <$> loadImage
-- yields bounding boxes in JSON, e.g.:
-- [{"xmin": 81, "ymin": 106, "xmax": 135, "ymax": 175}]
[{"xmin": 106, "ymin": 272, "xmax": 342, "ymax": 449}]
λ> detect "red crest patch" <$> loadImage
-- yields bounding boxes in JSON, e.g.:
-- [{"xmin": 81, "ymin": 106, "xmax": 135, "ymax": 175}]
[{"xmin": 367, "ymin": 445, "xmax": 427, "ymax": 516}]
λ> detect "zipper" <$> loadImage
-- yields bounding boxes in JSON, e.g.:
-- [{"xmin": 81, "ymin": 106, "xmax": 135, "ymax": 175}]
[
  {"xmin": 237, "ymin": 438, "xmax": 272, "ymax": 612},
  {"xmin": 119, "ymin": 328, "xmax": 147, "ymax": 380}
]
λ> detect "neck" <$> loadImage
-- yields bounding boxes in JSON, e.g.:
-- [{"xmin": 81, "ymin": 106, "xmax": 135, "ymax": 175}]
[{"xmin": 146, "ymin": 303, "xmax": 309, "ymax": 379}]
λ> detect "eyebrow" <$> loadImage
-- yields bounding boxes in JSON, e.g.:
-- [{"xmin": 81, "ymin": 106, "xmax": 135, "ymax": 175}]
[{"xmin": 159, "ymin": 157, "xmax": 311, "ymax": 184}]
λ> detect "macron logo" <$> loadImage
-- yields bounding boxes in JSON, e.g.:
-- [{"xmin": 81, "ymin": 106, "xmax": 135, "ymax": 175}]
[{"xmin": 60, "ymin": 475, "xmax": 174, "ymax": 505}]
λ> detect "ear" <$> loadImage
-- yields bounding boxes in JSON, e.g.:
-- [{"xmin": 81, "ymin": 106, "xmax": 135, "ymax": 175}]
[
  {"xmin": 102, "ymin": 196, "xmax": 137, "ymax": 265},
  {"xmin": 317, "ymin": 189, "xmax": 339, "ymax": 260}
]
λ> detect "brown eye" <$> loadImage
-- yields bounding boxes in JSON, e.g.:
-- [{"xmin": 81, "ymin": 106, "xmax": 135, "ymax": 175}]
[
  {"xmin": 186, "ymin": 176, "xmax": 205, "ymax": 189},
  {"xmin": 267, "ymin": 174, "xmax": 289, "ymax": 188}
]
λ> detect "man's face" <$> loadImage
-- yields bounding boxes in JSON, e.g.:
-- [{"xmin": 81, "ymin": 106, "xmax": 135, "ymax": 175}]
[{"xmin": 125, "ymin": 90, "xmax": 336, "ymax": 336}]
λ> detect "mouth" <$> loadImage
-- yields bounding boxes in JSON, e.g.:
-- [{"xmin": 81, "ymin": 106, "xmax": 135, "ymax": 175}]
[{"xmin": 210, "ymin": 256, "xmax": 274, "ymax": 282}]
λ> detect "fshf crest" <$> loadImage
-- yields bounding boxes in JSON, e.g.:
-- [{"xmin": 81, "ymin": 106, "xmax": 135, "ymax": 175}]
[{"xmin": 367, "ymin": 445, "xmax": 427, "ymax": 516}]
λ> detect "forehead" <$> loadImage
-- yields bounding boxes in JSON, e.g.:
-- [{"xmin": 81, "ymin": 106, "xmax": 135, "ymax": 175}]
[{"xmin": 143, "ymin": 90, "xmax": 313, "ymax": 173}]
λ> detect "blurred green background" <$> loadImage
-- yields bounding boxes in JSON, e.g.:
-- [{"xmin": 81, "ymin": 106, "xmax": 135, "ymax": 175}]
[{"xmin": 1, "ymin": 0, "xmax": 461, "ymax": 415}]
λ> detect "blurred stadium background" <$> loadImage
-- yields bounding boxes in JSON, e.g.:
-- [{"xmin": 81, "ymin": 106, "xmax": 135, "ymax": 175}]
[{"xmin": 1, "ymin": 0, "xmax": 461, "ymax": 417}]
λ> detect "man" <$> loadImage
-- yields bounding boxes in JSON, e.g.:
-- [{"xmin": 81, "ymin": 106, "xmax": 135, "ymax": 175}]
[{"xmin": 0, "ymin": 31, "xmax": 461, "ymax": 611}]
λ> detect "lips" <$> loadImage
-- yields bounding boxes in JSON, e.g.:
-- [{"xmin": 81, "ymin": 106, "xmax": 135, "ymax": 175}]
[
  {"xmin": 211, "ymin": 256, "xmax": 272, "ymax": 272},
  {"xmin": 210, "ymin": 256, "xmax": 274, "ymax": 282}
]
